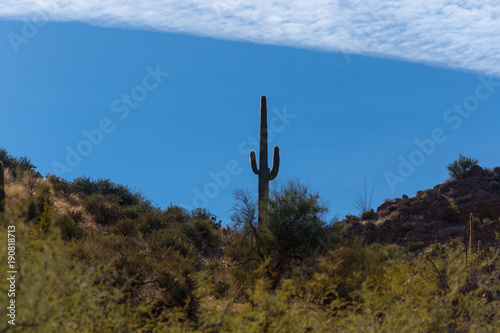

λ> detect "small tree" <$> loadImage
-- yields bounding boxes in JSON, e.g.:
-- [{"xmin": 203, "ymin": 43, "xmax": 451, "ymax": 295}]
[
  {"xmin": 447, "ymin": 154, "xmax": 478, "ymax": 180},
  {"xmin": 229, "ymin": 180, "xmax": 340, "ymax": 289}
]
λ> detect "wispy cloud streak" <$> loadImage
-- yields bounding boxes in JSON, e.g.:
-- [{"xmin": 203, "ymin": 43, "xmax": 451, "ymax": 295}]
[{"xmin": 1, "ymin": 0, "xmax": 499, "ymax": 75}]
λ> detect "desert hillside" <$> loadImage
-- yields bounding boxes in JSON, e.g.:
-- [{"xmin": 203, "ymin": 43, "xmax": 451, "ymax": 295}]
[
  {"xmin": 343, "ymin": 164, "xmax": 500, "ymax": 248},
  {"xmin": 1, "ymin": 149, "xmax": 499, "ymax": 332}
]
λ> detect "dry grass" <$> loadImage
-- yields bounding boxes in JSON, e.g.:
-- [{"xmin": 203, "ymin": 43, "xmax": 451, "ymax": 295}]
[{"xmin": 5, "ymin": 183, "xmax": 28, "ymax": 210}]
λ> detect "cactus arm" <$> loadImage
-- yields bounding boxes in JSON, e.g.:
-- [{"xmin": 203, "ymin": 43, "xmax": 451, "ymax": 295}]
[
  {"xmin": 250, "ymin": 151, "xmax": 259, "ymax": 175},
  {"xmin": 269, "ymin": 146, "xmax": 280, "ymax": 181}
]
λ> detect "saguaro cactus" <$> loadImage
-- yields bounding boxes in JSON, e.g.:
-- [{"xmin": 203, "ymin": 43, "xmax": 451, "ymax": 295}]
[
  {"xmin": 0, "ymin": 161, "xmax": 5, "ymax": 213},
  {"xmin": 250, "ymin": 95, "xmax": 280, "ymax": 226}
]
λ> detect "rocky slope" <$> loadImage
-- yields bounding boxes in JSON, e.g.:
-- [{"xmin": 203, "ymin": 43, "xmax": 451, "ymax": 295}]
[{"xmin": 341, "ymin": 165, "xmax": 500, "ymax": 248}]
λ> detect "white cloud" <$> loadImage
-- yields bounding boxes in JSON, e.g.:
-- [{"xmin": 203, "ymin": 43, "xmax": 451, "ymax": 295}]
[{"xmin": 1, "ymin": 0, "xmax": 500, "ymax": 76}]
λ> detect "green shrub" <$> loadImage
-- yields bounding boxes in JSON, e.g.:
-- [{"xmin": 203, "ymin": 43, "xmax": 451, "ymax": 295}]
[
  {"xmin": 71, "ymin": 176, "xmax": 143, "ymax": 206},
  {"xmin": 442, "ymin": 203, "xmax": 460, "ymax": 222},
  {"xmin": 344, "ymin": 214, "xmax": 360, "ymax": 224},
  {"xmin": 182, "ymin": 218, "xmax": 219, "ymax": 254},
  {"xmin": 148, "ymin": 228, "xmax": 196, "ymax": 258},
  {"xmin": 190, "ymin": 207, "xmax": 221, "ymax": 229},
  {"xmin": 229, "ymin": 180, "xmax": 340, "ymax": 289},
  {"xmin": 156, "ymin": 260, "xmax": 199, "ymax": 316},
  {"xmin": 329, "ymin": 243, "xmax": 500, "ymax": 332},
  {"xmin": 447, "ymin": 154, "xmax": 478, "ymax": 180},
  {"xmin": 456, "ymin": 194, "xmax": 474, "ymax": 204},
  {"xmin": 326, "ymin": 237, "xmax": 397, "ymax": 302},
  {"xmin": 25, "ymin": 181, "xmax": 52, "ymax": 222},
  {"xmin": 164, "ymin": 204, "xmax": 190, "ymax": 223},
  {"xmin": 0, "ymin": 147, "xmax": 37, "ymax": 180},
  {"xmin": 112, "ymin": 218, "xmax": 138, "ymax": 237},
  {"xmin": 46, "ymin": 174, "xmax": 71, "ymax": 193},
  {"xmin": 397, "ymin": 198, "xmax": 411, "ymax": 213},
  {"xmin": 0, "ymin": 223, "xmax": 159, "ymax": 332},
  {"xmin": 138, "ymin": 206, "xmax": 167, "ymax": 232},
  {"xmin": 34, "ymin": 201, "xmax": 53, "ymax": 234},
  {"xmin": 56, "ymin": 214, "xmax": 83, "ymax": 241},
  {"xmin": 82, "ymin": 193, "xmax": 122, "ymax": 225}
]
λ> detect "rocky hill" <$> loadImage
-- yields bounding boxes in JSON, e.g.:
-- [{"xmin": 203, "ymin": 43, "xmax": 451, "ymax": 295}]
[{"xmin": 341, "ymin": 165, "xmax": 500, "ymax": 248}]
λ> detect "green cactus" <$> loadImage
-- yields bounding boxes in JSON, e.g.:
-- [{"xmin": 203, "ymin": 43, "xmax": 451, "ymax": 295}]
[
  {"xmin": 0, "ymin": 161, "xmax": 4, "ymax": 213},
  {"xmin": 250, "ymin": 95, "xmax": 280, "ymax": 226}
]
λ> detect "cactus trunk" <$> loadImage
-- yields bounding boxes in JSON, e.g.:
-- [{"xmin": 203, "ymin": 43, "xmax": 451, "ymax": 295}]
[
  {"xmin": 250, "ymin": 95, "xmax": 280, "ymax": 226},
  {"xmin": 0, "ymin": 161, "xmax": 5, "ymax": 213}
]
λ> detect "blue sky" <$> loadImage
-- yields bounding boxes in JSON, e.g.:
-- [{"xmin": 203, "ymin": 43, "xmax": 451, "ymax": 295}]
[{"xmin": 1, "ymin": 1, "xmax": 500, "ymax": 224}]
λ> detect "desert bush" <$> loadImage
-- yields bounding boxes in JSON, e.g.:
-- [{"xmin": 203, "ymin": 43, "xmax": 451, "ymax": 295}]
[
  {"xmin": 82, "ymin": 193, "xmax": 122, "ymax": 225},
  {"xmin": 67, "ymin": 210, "xmax": 85, "ymax": 224},
  {"xmin": 442, "ymin": 202, "xmax": 461, "ymax": 222},
  {"xmin": 25, "ymin": 181, "xmax": 52, "ymax": 222},
  {"xmin": 71, "ymin": 176, "xmax": 143, "ymax": 206},
  {"xmin": 0, "ymin": 221, "xmax": 166, "ymax": 332},
  {"xmin": 361, "ymin": 209, "xmax": 377, "ymax": 221},
  {"xmin": 416, "ymin": 188, "xmax": 435, "ymax": 200},
  {"xmin": 456, "ymin": 194, "xmax": 475, "ymax": 204},
  {"xmin": 163, "ymin": 204, "xmax": 190, "ymax": 223},
  {"xmin": 182, "ymin": 218, "xmax": 219, "ymax": 255},
  {"xmin": 33, "ymin": 201, "xmax": 53, "ymax": 234},
  {"xmin": 112, "ymin": 218, "xmax": 138, "ymax": 237},
  {"xmin": 229, "ymin": 180, "xmax": 339, "ymax": 289},
  {"xmin": 447, "ymin": 154, "xmax": 478, "ymax": 180},
  {"xmin": 56, "ymin": 214, "xmax": 84, "ymax": 241},
  {"xmin": 47, "ymin": 174, "xmax": 71, "ymax": 194},
  {"xmin": 138, "ymin": 206, "xmax": 167, "ymax": 232},
  {"xmin": 331, "ymin": 243, "xmax": 500, "ymax": 332},
  {"xmin": 190, "ymin": 207, "xmax": 221, "ymax": 228},
  {"xmin": 326, "ymin": 237, "xmax": 397, "ymax": 302},
  {"xmin": 344, "ymin": 214, "xmax": 360, "ymax": 224},
  {"xmin": 489, "ymin": 181, "xmax": 500, "ymax": 191},
  {"xmin": 0, "ymin": 147, "xmax": 37, "ymax": 180},
  {"xmin": 364, "ymin": 220, "xmax": 375, "ymax": 230},
  {"xmin": 178, "ymin": 208, "xmax": 221, "ymax": 255},
  {"xmin": 148, "ymin": 228, "xmax": 196, "ymax": 258},
  {"xmin": 396, "ymin": 198, "xmax": 410, "ymax": 213},
  {"xmin": 155, "ymin": 248, "xmax": 200, "ymax": 317}
]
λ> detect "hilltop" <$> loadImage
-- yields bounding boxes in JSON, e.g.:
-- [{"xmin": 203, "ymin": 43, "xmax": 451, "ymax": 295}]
[{"xmin": 342, "ymin": 165, "xmax": 500, "ymax": 249}]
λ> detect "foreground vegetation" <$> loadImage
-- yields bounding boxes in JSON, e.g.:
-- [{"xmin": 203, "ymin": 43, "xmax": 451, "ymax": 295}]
[{"xmin": 0, "ymin": 150, "xmax": 499, "ymax": 332}]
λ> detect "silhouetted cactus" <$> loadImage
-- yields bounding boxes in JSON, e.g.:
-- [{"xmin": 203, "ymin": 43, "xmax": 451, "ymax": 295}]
[
  {"xmin": 250, "ymin": 95, "xmax": 280, "ymax": 225},
  {"xmin": 0, "ymin": 161, "xmax": 5, "ymax": 213}
]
